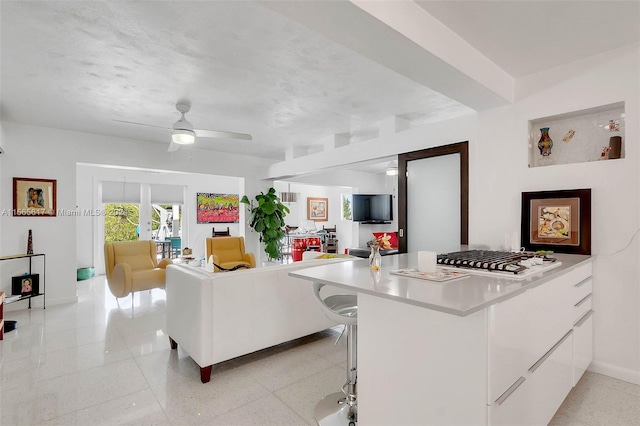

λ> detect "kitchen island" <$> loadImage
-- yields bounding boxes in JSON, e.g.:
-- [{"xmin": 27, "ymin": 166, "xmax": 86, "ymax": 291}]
[{"xmin": 290, "ymin": 252, "xmax": 593, "ymax": 425}]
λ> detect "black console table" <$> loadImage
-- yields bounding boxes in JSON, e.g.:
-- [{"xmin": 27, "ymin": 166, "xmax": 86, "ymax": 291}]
[{"xmin": 0, "ymin": 253, "xmax": 46, "ymax": 309}]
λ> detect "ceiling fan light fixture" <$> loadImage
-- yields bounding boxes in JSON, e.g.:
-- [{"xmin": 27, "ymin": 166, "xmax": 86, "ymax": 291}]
[{"xmin": 172, "ymin": 129, "xmax": 196, "ymax": 145}]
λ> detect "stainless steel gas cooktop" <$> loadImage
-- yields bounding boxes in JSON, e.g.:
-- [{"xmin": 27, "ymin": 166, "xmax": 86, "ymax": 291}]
[{"xmin": 437, "ymin": 250, "xmax": 562, "ymax": 279}]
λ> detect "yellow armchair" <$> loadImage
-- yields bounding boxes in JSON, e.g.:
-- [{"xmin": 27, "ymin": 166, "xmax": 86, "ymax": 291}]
[
  {"xmin": 104, "ymin": 240, "xmax": 172, "ymax": 298},
  {"xmin": 205, "ymin": 236, "xmax": 256, "ymax": 272}
]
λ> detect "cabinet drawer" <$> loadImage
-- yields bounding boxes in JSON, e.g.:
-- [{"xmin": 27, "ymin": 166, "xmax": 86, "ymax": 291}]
[
  {"xmin": 488, "ymin": 277, "xmax": 572, "ymax": 401},
  {"xmin": 489, "ymin": 332, "xmax": 573, "ymax": 426},
  {"xmin": 574, "ymin": 293, "xmax": 592, "ymax": 324},
  {"xmin": 573, "ymin": 278, "xmax": 592, "ymax": 305},
  {"xmin": 565, "ymin": 262, "xmax": 593, "ymax": 286}
]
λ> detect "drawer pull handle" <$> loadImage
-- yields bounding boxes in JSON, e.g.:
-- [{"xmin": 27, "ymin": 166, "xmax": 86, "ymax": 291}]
[
  {"xmin": 495, "ymin": 376, "xmax": 526, "ymax": 406},
  {"xmin": 574, "ymin": 277, "xmax": 591, "ymax": 288},
  {"xmin": 574, "ymin": 309, "xmax": 594, "ymax": 328},
  {"xmin": 575, "ymin": 293, "xmax": 592, "ymax": 308},
  {"xmin": 528, "ymin": 330, "xmax": 573, "ymax": 374}
]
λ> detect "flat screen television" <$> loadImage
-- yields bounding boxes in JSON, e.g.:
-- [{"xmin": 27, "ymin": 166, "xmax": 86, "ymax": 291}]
[{"xmin": 352, "ymin": 194, "xmax": 393, "ymax": 223}]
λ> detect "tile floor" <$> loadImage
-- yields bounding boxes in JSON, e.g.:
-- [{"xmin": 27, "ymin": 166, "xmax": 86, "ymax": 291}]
[{"xmin": 1, "ymin": 275, "xmax": 638, "ymax": 425}]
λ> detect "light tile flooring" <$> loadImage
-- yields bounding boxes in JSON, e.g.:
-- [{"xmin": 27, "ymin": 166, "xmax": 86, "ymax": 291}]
[{"xmin": 0, "ymin": 275, "xmax": 638, "ymax": 425}]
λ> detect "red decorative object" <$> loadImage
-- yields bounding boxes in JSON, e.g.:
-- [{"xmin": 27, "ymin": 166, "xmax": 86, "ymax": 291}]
[
  {"xmin": 292, "ymin": 238, "xmax": 307, "ymax": 262},
  {"xmin": 305, "ymin": 237, "xmax": 321, "ymax": 252},
  {"xmin": 373, "ymin": 232, "xmax": 398, "ymax": 249}
]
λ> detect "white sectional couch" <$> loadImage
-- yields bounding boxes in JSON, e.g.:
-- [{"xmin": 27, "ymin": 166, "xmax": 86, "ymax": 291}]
[{"xmin": 166, "ymin": 258, "xmax": 354, "ymax": 382}]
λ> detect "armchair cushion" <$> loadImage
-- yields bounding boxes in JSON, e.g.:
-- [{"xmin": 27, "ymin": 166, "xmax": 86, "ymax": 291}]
[
  {"xmin": 206, "ymin": 237, "xmax": 256, "ymax": 272},
  {"xmin": 104, "ymin": 240, "xmax": 170, "ymax": 298},
  {"xmin": 115, "ymin": 254, "xmax": 154, "ymax": 271}
]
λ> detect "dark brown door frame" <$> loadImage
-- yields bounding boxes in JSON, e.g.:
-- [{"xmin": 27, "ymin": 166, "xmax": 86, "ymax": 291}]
[{"xmin": 397, "ymin": 142, "xmax": 469, "ymax": 253}]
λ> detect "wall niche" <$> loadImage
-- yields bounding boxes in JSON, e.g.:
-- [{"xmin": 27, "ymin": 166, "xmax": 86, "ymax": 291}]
[{"xmin": 529, "ymin": 102, "xmax": 625, "ymax": 167}]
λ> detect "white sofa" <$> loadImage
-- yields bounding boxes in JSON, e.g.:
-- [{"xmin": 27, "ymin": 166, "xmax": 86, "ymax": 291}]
[{"xmin": 166, "ymin": 257, "xmax": 354, "ymax": 383}]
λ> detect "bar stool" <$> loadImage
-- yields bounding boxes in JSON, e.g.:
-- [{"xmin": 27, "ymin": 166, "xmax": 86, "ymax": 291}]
[{"xmin": 312, "ymin": 282, "xmax": 358, "ymax": 426}]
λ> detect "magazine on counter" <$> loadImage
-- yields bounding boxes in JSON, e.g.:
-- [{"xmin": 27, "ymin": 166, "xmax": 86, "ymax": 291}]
[{"xmin": 390, "ymin": 267, "xmax": 470, "ymax": 282}]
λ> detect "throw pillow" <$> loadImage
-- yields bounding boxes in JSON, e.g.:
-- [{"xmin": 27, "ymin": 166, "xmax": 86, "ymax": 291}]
[{"xmin": 372, "ymin": 232, "xmax": 398, "ymax": 250}]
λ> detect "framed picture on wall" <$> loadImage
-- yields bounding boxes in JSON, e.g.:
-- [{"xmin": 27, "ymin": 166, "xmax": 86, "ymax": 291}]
[
  {"xmin": 197, "ymin": 193, "xmax": 240, "ymax": 223},
  {"xmin": 13, "ymin": 177, "xmax": 57, "ymax": 217},
  {"xmin": 521, "ymin": 188, "xmax": 591, "ymax": 254},
  {"xmin": 307, "ymin": 197, "xmax": 328, "ymax": 221}
]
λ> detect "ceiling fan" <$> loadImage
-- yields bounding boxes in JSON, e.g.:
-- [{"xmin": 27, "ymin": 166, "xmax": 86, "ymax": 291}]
[{"xmin": 115, "ymin": 102, "xmax": 252, "ymax": 152}]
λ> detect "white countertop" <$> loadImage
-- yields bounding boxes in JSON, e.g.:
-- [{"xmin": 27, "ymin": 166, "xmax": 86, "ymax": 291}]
[{"xmin": 289, "ymin": 252, "xmax": 592, "ymax": 317}]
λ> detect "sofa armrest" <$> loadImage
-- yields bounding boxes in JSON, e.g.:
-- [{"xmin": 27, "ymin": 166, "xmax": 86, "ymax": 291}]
[
  {"xmin": 166, "ymin": 266, "xmax": 214, "ymax": 369},
  {"xmin": 244, "ymin": 252, "xmax": 256, "ymax": 268},
  {"xmin": 110, "ymin": 263, "xmax": 133, "ymax": 297},
  {"xmin": 158, "ymin": 258, "xmax": 173, "ymax": 269}
]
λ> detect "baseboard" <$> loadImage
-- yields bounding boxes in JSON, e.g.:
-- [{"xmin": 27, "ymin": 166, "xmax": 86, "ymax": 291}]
[{"xmin": 589, "ymin": 360, "xmax": 640, "ymax": 385}]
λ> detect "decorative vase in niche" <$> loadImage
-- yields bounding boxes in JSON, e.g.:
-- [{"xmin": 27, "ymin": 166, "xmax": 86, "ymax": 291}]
[
  {"xmin": 538, "ymin": 127, "xmax": 553, "ymax": 156},
  {"xmin": 27, "ymin": 229, "xmax": 33, "ymax": 254},
  {"xmin": 369, "ymin": 245, "xmax": 382, "ymax": 270}
]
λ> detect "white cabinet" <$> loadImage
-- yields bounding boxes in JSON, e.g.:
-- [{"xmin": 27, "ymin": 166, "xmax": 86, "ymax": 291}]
[
  {"xmin": 488, "ymin": 262, "xmax": 591, "ymax": 402},
  {"xmin": 347, "ymin": 256, "xmax": 593, "ymax": 426},
  {"xmin": 573, "ymin": 310, "xmax": 594, "ymax": 386},
  {"xmin": 489, "ymin": 332, "xmax": 573, "ymax": 426},
  {"xmin": 488, "ymin": 261, "xmax": 592, "ymax": 425}
]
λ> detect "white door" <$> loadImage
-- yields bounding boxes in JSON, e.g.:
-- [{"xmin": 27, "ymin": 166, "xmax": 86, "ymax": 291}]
[{"xmin": 407, "ymin": 154, "xmax": 461, "ymax": 253}]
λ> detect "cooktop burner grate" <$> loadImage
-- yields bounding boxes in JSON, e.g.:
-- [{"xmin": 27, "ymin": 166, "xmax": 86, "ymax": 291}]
[{"xmin": 437, "ymin": 250, "xmax": 556, "ymax": 275}]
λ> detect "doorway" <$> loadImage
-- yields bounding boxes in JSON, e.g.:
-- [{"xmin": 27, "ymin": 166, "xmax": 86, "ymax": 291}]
[{"xmin": 398, "ymin": 142, "xmax": 469, "ymax": 253}]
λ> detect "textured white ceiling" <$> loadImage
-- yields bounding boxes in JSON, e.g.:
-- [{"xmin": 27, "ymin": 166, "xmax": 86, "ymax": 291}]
[
  {"xmin": 0, "ymin": 1, "xmax": 472, "ymax": 159},
  {"xmin": 1, "ymin": 1, "xmax": 637, "ymax": 162}
]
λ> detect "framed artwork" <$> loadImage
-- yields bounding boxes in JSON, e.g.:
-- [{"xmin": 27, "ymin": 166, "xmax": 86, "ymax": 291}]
[
  {"xmin": 341, "ymin": 194, "xmax": 353, "ymax": 221},
  {"xmin": 11, "ymin": 274, "xmax": 39, "ymax": 296},
  {"xmin": 13, "ymin": 177, "xmax": 57, "ymax": 217},
  {"xmin": 197, "ymin": 193, "xmax": 240, "ymax": 224},
  {"xmin": 307, "ymin": 197, "xmax": 328, "ymax": 221},
  {"xmin": 521, "ymin": 189, "xmax": 591, "ymax": 255}
]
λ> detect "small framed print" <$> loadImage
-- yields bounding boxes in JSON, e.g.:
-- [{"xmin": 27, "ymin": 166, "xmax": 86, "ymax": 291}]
[
  {"xmin": 521, "ymin": 189, "xmax": 591, "ymax": 255},
  {"xmin": 307, "ymin": 197, "xmax": 328, "ymax": 221},
  {"xmin": 13, "ymin": 177, "xmax": 57, "ymax": 217},
  {"xmin": 12, "ymin": 274, "xmax": 39, "ymax": 296}
]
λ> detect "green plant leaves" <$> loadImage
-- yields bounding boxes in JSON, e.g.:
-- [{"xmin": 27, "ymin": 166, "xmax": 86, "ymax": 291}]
[{"xmin": 241, "ymin": 187, "xmax": 289, "ymax": 260}]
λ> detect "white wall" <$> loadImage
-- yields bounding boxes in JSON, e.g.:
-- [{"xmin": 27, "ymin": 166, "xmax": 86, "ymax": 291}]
[
  {"xmin": 268, "ymin": 46, "xmax": 640, "ymax": 384},
  {"xmin": 474, "ymin": 46, "xmax": 639, "ymax": 384},
  {"xmin": 0, "ymin": 123, "xmax": 272, "ymax": 307}
]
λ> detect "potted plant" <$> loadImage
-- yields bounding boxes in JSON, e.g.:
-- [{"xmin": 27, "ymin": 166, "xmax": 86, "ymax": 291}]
[{"xmin": 241, "ymin": 188, "xmax": 290, "ymax": 260}]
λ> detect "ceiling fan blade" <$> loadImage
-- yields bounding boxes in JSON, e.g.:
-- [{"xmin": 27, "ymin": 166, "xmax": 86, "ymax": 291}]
[
  {"xmin": 167, "ymin": 141, "xmax": 180, "ymax": 152},
  {"xmin": 113, "ymin": 119, "xmax": 171, "ymax": 131},
  {"xmin": 195, "ymin": 129, "xmax": 252, "ymax": 141}
]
